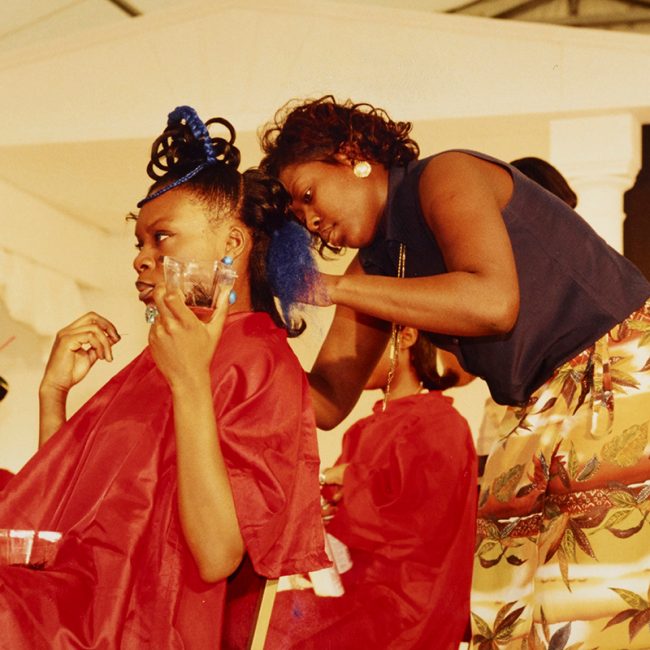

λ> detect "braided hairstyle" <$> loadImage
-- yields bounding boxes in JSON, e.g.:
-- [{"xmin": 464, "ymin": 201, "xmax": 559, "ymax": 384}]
[
  {"xmin": 139, "ymin": 106, "xmax": 317, "ymax": 336},
  {"xmin": 259, "ymin": 95, "xmax": 420, "ymax": 180}
]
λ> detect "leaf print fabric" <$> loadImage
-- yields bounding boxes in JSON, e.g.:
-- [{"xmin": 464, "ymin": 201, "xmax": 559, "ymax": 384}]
[{"xmin": 471, "ymin": 300, "xmax": 650, "ymax": 649}]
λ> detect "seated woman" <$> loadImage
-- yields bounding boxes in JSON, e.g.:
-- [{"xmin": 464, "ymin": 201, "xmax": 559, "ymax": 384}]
[
  {"xmin": 0, "ymin": 106, "xmax": 328, "ymax": 648},
  {"xmin": 267, "ymin": 327, "xmax": 477, "ymax": 649}
]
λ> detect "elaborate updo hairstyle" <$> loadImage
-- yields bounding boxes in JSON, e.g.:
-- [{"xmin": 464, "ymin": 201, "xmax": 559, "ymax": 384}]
[
  {"xmin": 410, "ymin": 332, "xmax": 460, "ymax": 391},
  {"xmin": 139, "ymin": 106, "xmax": 319, "ymax": 336},
  {"xmin": 259, "ymin": 95, "xmax": 420, "ymax": 180},
  {"xmin": 510, "ymin": 157, "xmax": 578, "ymax": 209}
]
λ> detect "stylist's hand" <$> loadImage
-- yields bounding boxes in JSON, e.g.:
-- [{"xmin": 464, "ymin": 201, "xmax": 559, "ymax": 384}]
[
  {"xmin": 300, "ymin": 272, "xmax": 335, "ymax": 308},
  {"xmin": 40, "ymin": 312, "xmax": 121, "ymax": 395},
  {"xmin": 148, "ymin": 284, "xmax": 230, "ymax": 388}
]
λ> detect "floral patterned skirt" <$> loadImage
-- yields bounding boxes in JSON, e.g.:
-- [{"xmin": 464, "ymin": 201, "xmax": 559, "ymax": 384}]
[{"xmin": 471, "ymin": 299, "xmax": 650, "ymax": 650}]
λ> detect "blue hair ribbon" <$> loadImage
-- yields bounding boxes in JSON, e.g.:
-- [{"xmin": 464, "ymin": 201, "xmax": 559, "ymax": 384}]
[
  {"xmin": 137, "ymin": 162, "xmax": 211, "ymax": 207},
  {"xmin": 137, "ymin": 105, "xmax": 217, "ymax": 208}
]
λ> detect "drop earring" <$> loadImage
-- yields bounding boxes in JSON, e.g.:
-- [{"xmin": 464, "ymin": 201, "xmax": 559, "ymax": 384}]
[
  {"xmin": 220, "ymin": 255, "xmax": 237, "ymax": 305},
  {"xmin": 353, "ymin": 161, "xmax": 372, "ymax": 178}
]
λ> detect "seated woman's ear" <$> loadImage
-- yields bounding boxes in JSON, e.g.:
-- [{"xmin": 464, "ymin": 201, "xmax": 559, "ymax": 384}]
[{"xmin": 223, "ymin": 225, "xmax": 250, "ymax": 267}]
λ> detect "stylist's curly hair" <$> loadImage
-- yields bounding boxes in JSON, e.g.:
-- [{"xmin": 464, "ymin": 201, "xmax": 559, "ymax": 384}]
[{"xmin": 259, "ymin": 95, "xmax": 420, "ymax": 179}]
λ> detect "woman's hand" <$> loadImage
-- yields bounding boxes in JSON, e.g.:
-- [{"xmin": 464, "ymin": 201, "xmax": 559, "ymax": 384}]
[
  {"xmin": 40, "ymin": 312, "xmax": 120, "ymax": 395},
  {"xmin": 320, "ymin": 463, "xmax": 348, "ymax": 522},
  {"xmin": 321, "ymin": 463, "xmax": 349, "ymax": 486},
  {"xmin": 148, "ymin": 284, "xmax": 230, "ymax": 389},
  {"xmin": 151, "ymin": 284, "xmax": 244, "ymax": 582},
  {"xmin": 39, "ymin": 312, "xmax": 120, "ymax": 446}
]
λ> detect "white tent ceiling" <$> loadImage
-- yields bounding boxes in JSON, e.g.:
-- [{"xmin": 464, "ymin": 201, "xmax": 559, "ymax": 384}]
[
  {"xmin": 0, "ymin": 0, "xmax": 647, "ymax": 460},
  {"xmin": 0, "ymin": 0, "xmax": 648, "ymax": 240},
  {"xmin": 1, "ymin": 0, "xmax": 648, "ymax": 58},
  {"xmin": 0, "ymin": 0, "xmax": 461, "ymax": 56}
]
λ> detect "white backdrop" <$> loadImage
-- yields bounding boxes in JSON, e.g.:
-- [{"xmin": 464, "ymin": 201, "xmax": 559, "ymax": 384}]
[{"xmin": 1, "ymin": 0, "xmax": 649, "ymax": 471}]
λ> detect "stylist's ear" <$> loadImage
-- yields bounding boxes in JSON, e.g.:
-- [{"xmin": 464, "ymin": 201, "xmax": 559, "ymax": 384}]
[
  {"xmin": 334, "ymin": 150, "xmax": 372, "ymax": 178},
  {"xmin": 333, "ymin": 151, "xmax": 354, "ymax": 166}
]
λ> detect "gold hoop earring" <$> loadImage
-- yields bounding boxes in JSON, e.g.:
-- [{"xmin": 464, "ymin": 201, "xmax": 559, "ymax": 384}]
[{"xmin": 353, "ymin": 161, "xmax": 372, "ymax": 178}]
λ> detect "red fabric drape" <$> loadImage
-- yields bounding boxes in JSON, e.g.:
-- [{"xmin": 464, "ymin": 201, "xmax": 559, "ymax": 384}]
[
  {"xmin": 268, "ymin": 391, "xmax": 477, "ymax": 649},
  {"xmin": 0, "ymin": 470, "xmax": 14, "ymax": 491},
  {"xmin": 0, "ymin": 312, "xmax": 328, "ymax": 649}
]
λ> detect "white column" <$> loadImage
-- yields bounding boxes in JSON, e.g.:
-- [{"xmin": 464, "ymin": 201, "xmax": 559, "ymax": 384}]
[{"xmin": 550, "ymin": 113, "xmax": 641, "ymax": 253}]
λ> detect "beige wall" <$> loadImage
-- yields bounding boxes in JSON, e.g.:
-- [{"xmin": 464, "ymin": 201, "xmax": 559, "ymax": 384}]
[{"xmin": 1, "ymin": 0, "xmax": 649, "ymax": 473}]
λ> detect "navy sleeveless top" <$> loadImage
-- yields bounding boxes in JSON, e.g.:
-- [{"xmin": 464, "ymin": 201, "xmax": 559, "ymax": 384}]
[{"xmin": 359, "ymin": 151, "xmax": 650, "ymax": 405}]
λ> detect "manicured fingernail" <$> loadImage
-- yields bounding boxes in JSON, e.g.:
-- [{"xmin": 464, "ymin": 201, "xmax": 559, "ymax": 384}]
[
  {"xmin": 229, "ymin": 290, "xmax": 237, "ymax": 305},
  {"xmin": 222, "ymin": 256, "xmax": 233, "ymax": 266}
]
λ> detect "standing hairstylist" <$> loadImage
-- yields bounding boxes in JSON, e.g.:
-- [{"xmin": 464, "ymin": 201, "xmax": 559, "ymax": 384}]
[{"xmin": 260, "ymin": 95, "xmax": 650, "ymax": 648}]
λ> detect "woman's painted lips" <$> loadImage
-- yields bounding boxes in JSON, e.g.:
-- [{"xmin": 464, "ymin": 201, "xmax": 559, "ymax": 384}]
[{"xmin": 136, "ymin": 281, "xmax": 154, "ymax": 303}]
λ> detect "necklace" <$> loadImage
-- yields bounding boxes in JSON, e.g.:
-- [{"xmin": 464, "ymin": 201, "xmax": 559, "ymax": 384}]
[{"xmin": 382, "ymin": 243, "xmax": 406, "ymax": 412}]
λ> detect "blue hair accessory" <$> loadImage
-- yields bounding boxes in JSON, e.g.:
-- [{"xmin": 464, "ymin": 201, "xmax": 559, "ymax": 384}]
[
  {"xmin": 267, "ymin": 221, "xmax": 320, "ymax": 323},
  {"xmin": 169, "ymin": 105, "xmax": 217, "ymax": 164},
  {"xmin": 137, "ymin": 105, "xmax": 217, "ymax": 208}
]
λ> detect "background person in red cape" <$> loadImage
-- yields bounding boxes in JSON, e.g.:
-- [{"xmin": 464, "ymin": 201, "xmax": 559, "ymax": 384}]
[
  {"xmin": 266, "ymin": 327, "xmax": 477, "ymax": 649},
  {"xmin": 0, "ymin": 106, "xmax": 328, "ymax": 649}
]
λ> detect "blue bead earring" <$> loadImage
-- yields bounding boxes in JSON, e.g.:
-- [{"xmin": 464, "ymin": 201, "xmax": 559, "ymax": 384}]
[{"xmin": 221, "ymin": 255, "xmax": 236, "ymax": 304}]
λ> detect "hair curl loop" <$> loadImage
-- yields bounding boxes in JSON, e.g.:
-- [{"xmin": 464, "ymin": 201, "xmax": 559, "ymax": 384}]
[{"xmin": 138, "ymin": 106, "xmax": 240, "ymax": 207}]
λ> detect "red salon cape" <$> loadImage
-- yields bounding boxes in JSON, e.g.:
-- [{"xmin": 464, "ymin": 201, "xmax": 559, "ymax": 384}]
[
  {"xmin": 0, "ymin": 470, "xmax": 13, "ymax": 491},
  {"xmin": 0, "ymin": 312, "xmax": 328, "ymax": 649},
  {"xmin": 268, "ymin": 391, "xmax": 477, "ymax": 650}
]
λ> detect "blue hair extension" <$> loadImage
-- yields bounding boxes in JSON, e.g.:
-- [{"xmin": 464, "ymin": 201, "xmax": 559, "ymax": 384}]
[
  {"xmin": 267, "ymin": 221, "xmax": 320, "ymax": 324},
  {"xmin": 137, "ymin": 105, "xmax": 217, "ymax": 208}
]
